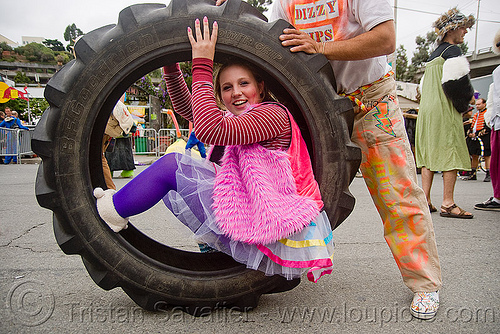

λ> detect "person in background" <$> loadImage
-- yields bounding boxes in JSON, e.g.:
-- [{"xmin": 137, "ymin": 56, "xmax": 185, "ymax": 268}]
[
  {"xmin": 402, "ymin": 108, "xmax": 419, "ymax": 173},
  {"xmin": 466, "ymin": 98, "xmax": 491, "ymax": 182},
  {"xmin": 0, "ymin": 107, "xmax": 29, "ymax": 164},
  {"xmin": 105, "ymin": 95, "xmax": 137, "ymax": 179},
  {"xmin": 415, "ymin": 8, "xmax": 475, "ymax": 219},
  {"xmin": 102, "ymin": 95, "xmax": 135, "ymax": 189},
  {"xmin": 0, "ymin": 110, "xmax": 5, "ymax": 164},
  {"xmin": 474, "ymin": 29, "xmax": 500, "ymax": 211},
  {"xmin": 460, "ymin": 106, "xmax": 474, "ymax": 179}
]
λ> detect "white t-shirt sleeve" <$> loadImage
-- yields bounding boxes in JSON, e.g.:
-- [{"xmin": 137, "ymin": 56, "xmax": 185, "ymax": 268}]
[{"xmin": 350, "ymin": 0, "xmax": 394, "ymax": 32}]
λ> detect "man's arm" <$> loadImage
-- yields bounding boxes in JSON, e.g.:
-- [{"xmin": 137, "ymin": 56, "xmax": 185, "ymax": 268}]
[
  {"xmin": 216, "ymin": 0, "xmax": 395, "ymax": 60},
  {"xmin": 279, "ymin": 20, "xmax": 396, "ymax": 61},
  {"xmin": 16, "ymin": 119, "xmax": 29, "ymax": 130}
]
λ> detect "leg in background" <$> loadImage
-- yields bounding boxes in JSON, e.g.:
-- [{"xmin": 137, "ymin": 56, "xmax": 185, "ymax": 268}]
[
  {"xmin": 421, "ymin": 167, "xmax": 435, "ymax": 205},
  {"xmin": 102, "ymin": 135, "xmax": 116, "ymax": 190},
  {"xmin": 440, "ymin": 170, "xmax": 473, "ymax": 217}
]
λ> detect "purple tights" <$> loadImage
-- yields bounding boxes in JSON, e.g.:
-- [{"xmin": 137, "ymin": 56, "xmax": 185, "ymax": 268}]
[{"xmin": 113, "ymin": 154, "xmax": 179, "ymax": 218}]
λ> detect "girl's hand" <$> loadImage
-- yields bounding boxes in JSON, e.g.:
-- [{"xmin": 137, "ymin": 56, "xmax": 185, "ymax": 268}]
[
  {"xmin": 188, "ymin": 16, "xmax": 218, "ymax": 60},
  {"xmin": 215, "ymin": 0, "xmax": 227, "ymax": 5}
]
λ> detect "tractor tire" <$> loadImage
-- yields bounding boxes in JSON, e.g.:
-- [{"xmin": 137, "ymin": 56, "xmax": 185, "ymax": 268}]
[{"xmin": 32, "ymin": 0, "xmax": 361, "ymax": 315}]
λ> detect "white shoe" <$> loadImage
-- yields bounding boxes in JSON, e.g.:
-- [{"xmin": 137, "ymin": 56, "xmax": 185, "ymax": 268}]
[
  {"xmin": 93, "ymin": 187, "xmax": 129, "ymax": 232},
  {"xmin": 410, "ymin": 291, "xmax": 439, "ymax": 320}
]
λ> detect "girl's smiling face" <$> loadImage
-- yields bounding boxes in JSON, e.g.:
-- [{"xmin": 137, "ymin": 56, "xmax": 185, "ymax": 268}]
[{"xmin": 218, "ymin": 64, "xmax": 264, "ymax": 115}]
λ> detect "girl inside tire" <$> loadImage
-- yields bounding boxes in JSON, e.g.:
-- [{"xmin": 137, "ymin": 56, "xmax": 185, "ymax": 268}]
[{"xmin": 94, "ymin": 17, "xmax": 334, "ymax": 283}]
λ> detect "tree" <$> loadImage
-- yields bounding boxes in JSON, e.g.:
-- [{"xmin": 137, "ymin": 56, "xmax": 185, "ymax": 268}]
[
  {"xmin": 26, "ymin": 98, "xmax": 50, "ymax": 118},
  {"xmin": 15, "ymin": 43, "xmax": 55, "ymax": 63},
  {"xmin": 395, "ymin": 44, "xmax": 408, "ymax": 81},
  {"xmin": 43, "ymin": 39, "xmax": 65, "ymax": 51},
  {"xmin": 458, "ymin": 42, "xmax": 469, "ymax": 55},
  {"xmin": 54, "ymin": 52, "xmax": 71, "ymax": 65},
  {"xmin": 410, "ymin": 31, "xmax": 437, "ymax": 70},
  {"xmin": 0, "ymin": 41, "xmax": 13, "ymax": 52},
  {"xmin": 245, "ymin": 0, "xmax": 272, "ymax": 13},
  {"xmin": 3, "ymin": 97, "xmax": 49, "ymax": 121},
  {"xmin": 13, "ymin": 71, "xmax": 31, "ymax": 84},
  {"xmin": 64, "ymin": 23, "xmax": 84, "ymax": 52}
]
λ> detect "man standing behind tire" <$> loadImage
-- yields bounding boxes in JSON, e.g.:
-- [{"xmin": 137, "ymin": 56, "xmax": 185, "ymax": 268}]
[{"xmin": 218, "ymin": 0, "xmax": 442, "ymax": 320}]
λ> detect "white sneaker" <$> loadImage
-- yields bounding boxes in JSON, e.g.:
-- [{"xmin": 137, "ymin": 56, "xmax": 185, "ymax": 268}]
[
  {"xmin": 410, "ymin": 291, "xmax": 439, "ymax": 320},
  {"xmin": 93, "ymin": 187, "xmax": 129, "ymax": 232}
]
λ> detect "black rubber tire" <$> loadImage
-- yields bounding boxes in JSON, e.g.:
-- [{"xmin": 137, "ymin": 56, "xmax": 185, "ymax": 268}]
[{"xmin": 32, "ymin": 0, "xmax": 361, "ymax": 315}]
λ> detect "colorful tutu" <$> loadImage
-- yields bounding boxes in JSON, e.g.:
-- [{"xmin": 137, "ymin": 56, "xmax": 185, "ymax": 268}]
[{"xmin": 163, "ymin": 153, "xmax": 334, "ymax": 282}]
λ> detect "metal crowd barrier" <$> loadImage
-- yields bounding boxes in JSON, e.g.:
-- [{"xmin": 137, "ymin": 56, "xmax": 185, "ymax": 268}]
[
  {"xmin": 0, "ymin": 127, "xmax": 192, "ymax": 163},
  {"xmin": 132, "ymin": 128, "xmax": 158, "ymax": 155},
  {"xmin": 133, "ymin": 128, "xmax": 190, "ymax": 156},
  {"xmin": 157, "ymin": 128, "xmax": 190, "ymax": 156},
  {"xmin": 0, "ymin": 126, "xmax": 191, "ymax": 163},
  {"xmin": 0, "ymin": 128, "xmax": 34, "ymax": 164}
]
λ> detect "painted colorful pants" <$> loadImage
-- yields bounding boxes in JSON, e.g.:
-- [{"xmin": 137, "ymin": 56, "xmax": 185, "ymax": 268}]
[{"xmin": 349, "ymin": 74, "xmax": 442, "ymax": 293}]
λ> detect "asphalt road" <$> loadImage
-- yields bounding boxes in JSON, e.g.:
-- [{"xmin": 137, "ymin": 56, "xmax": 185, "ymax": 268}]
[{"xmin": 1, "ymin": 160, "xmax": 498, "ymax": 333}]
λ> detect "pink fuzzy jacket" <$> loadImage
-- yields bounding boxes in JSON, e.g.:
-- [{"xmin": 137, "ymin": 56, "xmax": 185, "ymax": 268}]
[{"xmin": 212, "ymin": 108, "xmax": 322, "ymax": 245}]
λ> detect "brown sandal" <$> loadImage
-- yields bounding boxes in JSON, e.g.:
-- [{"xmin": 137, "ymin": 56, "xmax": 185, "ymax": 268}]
[
  {"xmin": 440, "ymin": 204, "xmax": 473, "ymax": 219},
  {"xmin": 429, "ymin": 203, "xmax": 437, "ymax": 212}
]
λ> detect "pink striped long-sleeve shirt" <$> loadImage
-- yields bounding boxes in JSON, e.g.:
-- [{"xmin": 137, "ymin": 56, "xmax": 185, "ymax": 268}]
[{"xmin": 163, "ymin": 58, "xmax": 291, "ymax": 151}]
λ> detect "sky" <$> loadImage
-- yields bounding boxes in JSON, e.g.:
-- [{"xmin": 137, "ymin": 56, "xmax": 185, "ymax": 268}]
[{"xmin": 1, "ymin": 0, "xmax": 499, "ymax": 60}]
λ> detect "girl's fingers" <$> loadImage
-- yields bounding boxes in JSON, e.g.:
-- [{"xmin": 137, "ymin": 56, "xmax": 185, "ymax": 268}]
[
  {"xmin": 195, "ymin": 18, "xmax": 203, "ymax": 41},
  {"xmin": 211, "ymin": 21, "xmax": 218, "ymax": 41},
  {"xmin": 203, "ymin": 16, "xmax": 210, "ymax": 40},
  {"xmin": 189, "ymin": 17, "xmax": 217, "ymax": 43},
  {"xmin": 187, "ymin": 26, "xmax": 195, "ymax": 45}
]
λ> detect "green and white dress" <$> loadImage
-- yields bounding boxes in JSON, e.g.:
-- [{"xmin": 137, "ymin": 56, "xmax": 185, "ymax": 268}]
[{"xmin": 415, "ymin": 45, "xmax": 471, "ymax": 172}]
